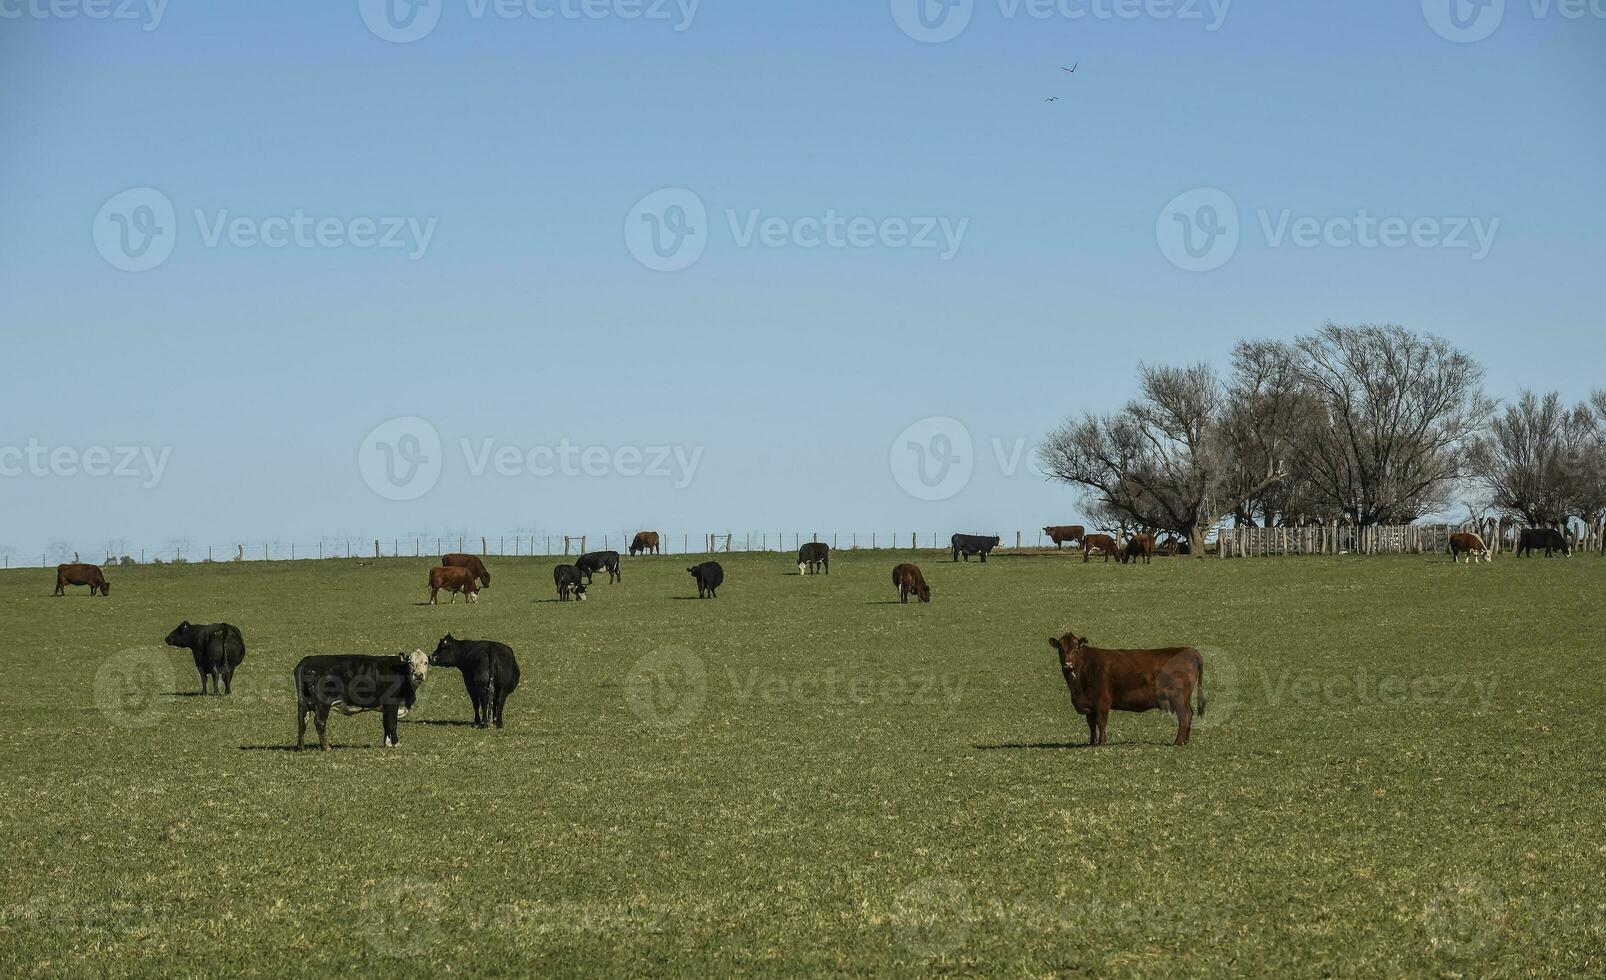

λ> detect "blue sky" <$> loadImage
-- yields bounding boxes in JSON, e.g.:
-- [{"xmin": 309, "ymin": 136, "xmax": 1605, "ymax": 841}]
[{"xmin": 2, "ymin": 1, "xmax": 1603, "ymax": 560}]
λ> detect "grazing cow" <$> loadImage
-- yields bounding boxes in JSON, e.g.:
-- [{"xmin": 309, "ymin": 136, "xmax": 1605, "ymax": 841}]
[
  {"xmin": 891, "ymin": 563, "xmax": 931, "ymax": 603},
  {"xmin": 441, "ymin": 553, "xmax": 491, "ymax": 588},
  {"xmin": 1517, "ymin": 527, "xmax": 1572, "ymax": 558},
  {"xmin": 688, "ymin": 561, "xmax": 723, "ymax": 598},
  {"xmin": 293, "ymin": 650, "xmax": 429, "ymax": 750},
  {"xmin": 1042, "ymin": 525, "xmax": 1086, "ymax": 549},
  {"xmin": 797, "ymin": 541, "xmax": 830, "ymax": 575},
  {"xmin": 1157, "ymin": 535, "xmax": 1190, "ymax": 556},
  {"xmin": 553, "ymin": 564, "xmax": 588, "ymax": 601},
  {"xmin": 164, "ymin": 621, "xmax": 246, "ymax": 695},
  {"xmin": 576, "ymin": 550, "xmax": 621, "ymax": 584},
  {"xmin": 1048, "ymin": 632, "xmax": 1204, "ymax": 746},
  {"xmin": 428, "ymin": 566, "xmax": 480, "ymax": 604},
  {"xmin": 429, "ymin": 634, "xmax": 521, "ymax": 729},
  {"xmin": 1448, "ymin": 531, "xmax": 1493, "ymax": 564},
  {"xmin": 54, "ymin": 563, "xmax": 109, "ymax": 596},
  {"xmin": 951, "ymin": 533, "xmax": 1001, "ymax": 563},
  {"xmin": 1082, "ymin": 534, "xmax": 1119, "ymax": 563},
  {"xmin": 629, "ymin": 531, "xmax": 661, "ymax": 556},
  {"xmin": 1121, "ymin": 533, "xmax": 1156, "ymax": 565}
]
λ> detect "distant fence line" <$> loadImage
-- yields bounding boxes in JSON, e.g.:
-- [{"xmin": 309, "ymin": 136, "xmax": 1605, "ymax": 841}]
[{"xmin": 1214, "ymin": 521, "xmax": 1606, "ymax": 558}]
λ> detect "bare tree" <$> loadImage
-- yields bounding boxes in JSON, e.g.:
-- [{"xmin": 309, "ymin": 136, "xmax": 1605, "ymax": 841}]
[{"xmin": 1470, "ymin": 390, "xmax": 1601, "ymax": 527}]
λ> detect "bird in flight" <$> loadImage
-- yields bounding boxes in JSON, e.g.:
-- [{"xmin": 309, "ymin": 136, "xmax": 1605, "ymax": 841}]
[
  {"xmin": 1062, "ymin": 63, "xmax": 1078, "ymax": 73},
  {"xmin": 1044, "ymin": 96, "xmax": 1059, "ymax": 102}
]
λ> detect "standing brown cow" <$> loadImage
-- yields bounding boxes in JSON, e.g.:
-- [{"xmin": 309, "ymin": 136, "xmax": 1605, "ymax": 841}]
[
  {"xmin": 1121, "ymin": 534, "xmax": 1156, "ymax": 565},
  {"xmin": 55, "ymin": 563, "xmax": 110, "ymax": 596},
  {"xmin": 1042, "ymin": 525, "xmax": 1085, "ymax": 549},
  {"xmin": 1082, "ymin": 534, "xmax": 1119, "ymax": 563},
  {"xmin": 891, "ymin": 563, "xmax": 931, "ymax": 603},
  {"xmin": 629, "ymin": 531, "xmax": 661, "ymax": 556},
  {"xmin": 441, "ymin": 553, "xmax": 491, "ymax": 588},
  {"xmin": 1448, "ymin": 532, "xmax": 1492, "ymax": 564},
  {"xmin": 428, "ymin": 566, "xmax": 480, "ymax": 604},
  {"xmin": 1048, "ymin": 632, "xmax": 1204, "ymax": 746}
]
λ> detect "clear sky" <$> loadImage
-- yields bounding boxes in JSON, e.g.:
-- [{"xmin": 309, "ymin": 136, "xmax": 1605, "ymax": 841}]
[{"xmin": 2, "ymin": 1, "xmax": 1603, "ymax": 561}]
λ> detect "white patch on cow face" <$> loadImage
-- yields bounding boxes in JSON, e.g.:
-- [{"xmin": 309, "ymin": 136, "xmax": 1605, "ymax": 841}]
[
  {"xmin": 798, "ymin": 562, "xmax": 807, "ymax": 575},
  {"xmin": 406, "ymin": 649, "xmax": 429, "ymax": 687}
]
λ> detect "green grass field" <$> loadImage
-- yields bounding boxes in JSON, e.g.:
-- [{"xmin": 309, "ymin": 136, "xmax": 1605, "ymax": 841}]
[{"xmin": 1, "ymin": 550, "xmax": 1602, "ymax": 977}]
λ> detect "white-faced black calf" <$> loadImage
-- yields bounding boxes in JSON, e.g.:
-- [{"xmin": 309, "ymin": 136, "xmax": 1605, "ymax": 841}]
[
  {"xmin": 293, "ymin": 651, "xmax": 428, "ymax": 750},
  {"xmin": 429, "ymin": 633, "xmax": 521, "ymax": 729},
  {"xmin": 164, "ymin": 621, "xmax": 246, "ymax": 695},
  {"xmin": 688, "ymin": 561, "xmax": 723, "ymax": 598},
  {"xmin": 576, "ymin": 550, "xmax": 621, "ymax": 584},
  {"xmin": 553, "ymin": 564, "xmax": 588, "ymax": 601},
  {"xmin": 797, "ymin": 542, "xmax": 829, "ymax": 575}
]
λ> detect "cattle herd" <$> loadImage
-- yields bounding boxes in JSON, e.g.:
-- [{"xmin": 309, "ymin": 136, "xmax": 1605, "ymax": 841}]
[{"xmin": 48, "ymin": 523, "xmax": 1582, "ymax": 749}]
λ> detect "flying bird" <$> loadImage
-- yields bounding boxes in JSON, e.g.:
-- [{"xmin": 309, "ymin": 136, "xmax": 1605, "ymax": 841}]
[
  {"xmin": 1044, "ymin": 96, "xmax": 1059, "ymax": 102},
  {"xmin": 1062, "ymin": 63, "xmax": 1078, "ymax": 72}
]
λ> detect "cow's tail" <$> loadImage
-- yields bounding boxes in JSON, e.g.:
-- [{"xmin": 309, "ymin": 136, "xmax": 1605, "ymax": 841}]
[{"xmin": 1194, "ymin": 650, "xmax": 1206, "ymax": 717}]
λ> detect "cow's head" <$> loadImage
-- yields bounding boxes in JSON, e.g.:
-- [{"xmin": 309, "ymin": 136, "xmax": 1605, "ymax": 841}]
[
  {"xmin": 797, "ymin": 561, "xmax": 807, "ymax": 575},
  {"xmin": 429, "ymin": 634, "xmax": 458, "ymax": 667},
  {"xmin": 99, "ymin": 579, "xmax": 111, "ymax": 595},
  {"xmin": 918, "ymin": 581, "xmax": 931, "ymax": 602},
  {"xmin": 1048, "ymin": 633, "xmax": 1088, "ymax": 671},
  {"xmin": 404, "ymin": 649, "xmax": 429, "ymax": 688},
  {"xmin": 163, "ymin": 621, "xmax": 191, "ymax": 647},
  {"xmin": 574, "ymin": 582, "xmax": 588, "ymax": 601}
]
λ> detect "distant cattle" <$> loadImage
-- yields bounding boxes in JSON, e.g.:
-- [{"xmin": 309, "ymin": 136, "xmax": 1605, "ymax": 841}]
[
  {"xmin": 1048, "ymin": 632, "xmax": 1204, "ymax": 746},
  {"xmin": 164, "ymin": 621, "xmax": 246, "ymax": 695},
  {"xmin": 54, "ymin": 563, "xmax": 109, "ymax": 596},
  {"xmin": 1042, "ymin": 525, "xmax": 1085, "ymax": 549},
  {"xmin": 891, "ymin": 563, "xmax": 931, "ymax": 603},
  {"xmin": 629, "ymin": 531, "xmax": 661, "ymax": 556},
  {"xmin": 1082, "ymin": 534, "xmax": 1119, "ymax": 563},
  {"xmin": 1517, "ymin": 527, "xmax": 1571, "ymax": 558},
  {"xmin": 294, "ymin": 650, "xmax": 429, "ymax": 750},
  {"xmin": 576, "ymin": 550, "xmax": 621, "ymax": 584},
  {"xmin": 1448, "ymin": 531, "xmax": 1492, "ymax": 564},
  {"xmin": 553, "ymin": 564, "xmax": 588, "ymax": 601},
  {"xmin": 688, "ymin": 561, "xmax": 724, "ymax": 598},
  {"xmin": 1121, "ymin": 534, "xmax": 1156, "ymax": 565},
  {"xmin": 951, "ymin": 533, "xmax": 1001, "ymax": 563},
  {"xmin": 429, "ymin": 634, "xmax": 521, "ymax": 729},
  {"xmin": 428, "ymin": 566, "xmax": 480, "ymax": 604},
  {"xmin": 1157, "ymin": 535, "xmax": 1190, "ymax": 556},
  {"xmin": 441, "ymin": 553, "xmax": 491, "ymax": 588},
  {"xmin": 797, "ymin": 542, "xmax": 830, "ymax": 575}
]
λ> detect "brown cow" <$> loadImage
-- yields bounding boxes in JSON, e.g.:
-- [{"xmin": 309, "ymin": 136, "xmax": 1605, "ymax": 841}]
[
  {"xmin": 1082, "ymin": 534, "xmax": 1119, "ymax": 563},
  {"xmin": 55, "ymin": 563, "xmax": 109, "ymax": 596},
  {"xmin": 1121, "ymin": 533, "xmax": 1156, "ymax": 565},
  {"xmin": 441, "ymin": 553, "xmax": 491, "ymax": 588},
  {"xmin": 629, "ymin": 531, "xmax": 660, "ymax": 556},
  {"xmin": 1048, "ymin": 632, "xmax": 1204, "ymax": 746},
  {"xmin": 891, "ymin": 563, "xmax": 931, "ymax": 603},
  {"xmin": 1042, "ymin": 525, "xmax": 1086, "ymax": 549},
  {"xmin": 1448, "ymin": 531, "xmax": 1492, "ymax": 564},
  {"xmin": 428, "ymin": 566, "xmax": 479, "ymax": 604}
]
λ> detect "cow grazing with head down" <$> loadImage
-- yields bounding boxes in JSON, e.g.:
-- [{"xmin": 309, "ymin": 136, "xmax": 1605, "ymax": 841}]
[
  {"xmin": 892, "ymin": 563, "xmax": 931, "ymax": 603},
  {"xmin": 294, "ymin": 650, "xmax": 429, "ymax": 750},
  {"xmin": 951, "ymin": 533, "xmax": 1001, "ymax": 563},
  {"xmin": 576, "ymin": 551, "xmax": 621, "ymax": 584},
  {"xmin": 1449, "ymin": 532, "xmax": 1492, "ymax": 564},
  {"xmin": 54, "ymin": 563, "xmax": 109, "ymax": 596},
  {"xmin": 164, "ymin": 621, "xmax": 246, "ymax": 695},
  {"xmin": 441, "ymin": 553, "xmax": 491, "ymax": 588},
  {"xmin": 429, "ymin": 634, "xmax": 521, "ymax": 729},
  {"xmin": 629, "ymin": 531, "xmax": 661, "ymax": 556},
  {"xmin": 1517, "ymin": 527, "xmax": 1571, "ymax": 558},
  {"xmin": 1121, "ymin": 534, "xmax": 1156, "ymax": 565},
  {"xmin": 797, "ymin": 542, "xmax": 830, "ymax": 575},
  {"xmin": 1048, "ymin": 632, "xmax": 1204, "ymax": 746},
  {"xmin": 553, "ymin": 564, "xmax": 588, "ymax": 601},
  {"xmin": 1082, "ymin": 534, "xmax": 1118, "ymax": 563},
  {"xmin": 1042, "ymin": 525, "xmax": 1085, "ymax": 549},
  {"xmin": 428, "ymin": 566, "xmax": 479, "ymax": 604},
  {"xmin": 688, "ymin": 561, "xmax": 723, "ymax": 598}
]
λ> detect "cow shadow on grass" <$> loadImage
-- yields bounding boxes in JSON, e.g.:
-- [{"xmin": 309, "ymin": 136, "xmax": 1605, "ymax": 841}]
[
  {"xmin": 402, "ymin": 718, "xmax": 477, "ymax": 727},
  {"xmin": 239, "ymin": 744, "xmax": 364, "ymax": 752},
  {"xmin": 973, "ymin": 741, "xmax": 1154, "ymax": 751}
]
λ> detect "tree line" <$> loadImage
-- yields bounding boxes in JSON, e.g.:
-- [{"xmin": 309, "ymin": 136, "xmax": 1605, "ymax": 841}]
[{"xmin": 1037, "ymin": 323, "xmax": 1606, "ymax": 554}]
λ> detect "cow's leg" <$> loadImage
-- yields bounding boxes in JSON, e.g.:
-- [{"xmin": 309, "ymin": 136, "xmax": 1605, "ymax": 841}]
[
  {"xmin": 429, "ymin": 588, "xmax": 437, "ymax": 604},
  {"xmin": 383, "ymin": 704, "xmax": 400, "ymax": 747},
  {"xmin": 315, "ymin": 704, "xmax": 332, "ymax": 751},
  {"xmin": 1095, "ymin": 705, "xmax": 1110, "ymax": 745},
  {"xmin": 222, "ymin": 663, "xmax": 235, "ymax": 695},
  {"xmin": 493, "ymin": 689, "xmax": 509, "ymax": 728},
  {"xmin": 1085, "ymin": 713, "xmax": 1098, "ymax": 746},
  {"xmin": 296, "ymin": 704, "xmax": 308, "ymax": 750},
  {"xmin": 1175, "ymin": 701, "xmax": 1192, "ymax": 745}
]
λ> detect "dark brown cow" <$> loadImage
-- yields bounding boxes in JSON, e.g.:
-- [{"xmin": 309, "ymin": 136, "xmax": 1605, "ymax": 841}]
[
  {"xmin": 1048, "ymin": 632, "xmax": 1204, "ymax": 746},
  {"xmin": 1448, "ymin": 531, "xmax": 1492, "ymax": 564},
  {"xmin": 428, "ymin": 566, "xmax": 480, "ymax": 604},
  {"xmin": 629, "ymin": 531, "xmax": 661, "ymax": 556},
  {"xmin": 1517, "ymin": 527, "xmax": 1571, "ymax": 558},
  {"xmin": 1082, "ymin": 534, "xmax": 1119, "ymax": 563},
  {"xmin": 891, "ymin": 563, "xmax": 931, "ymax": 603},
  {"xmin": 1042, "ymin": 525, "xmax": 1086, "ymax": 549},
  {"xmin": 441, "ymin": 553, "xmax": 491, "ymax": 588},
  {"xmin": 55, "ymin": 563, "xmax": 109, "ymax": 596},
  {"xmin": 1121, "ymin": 533, "xmax": 1156, "ymax": 565}
]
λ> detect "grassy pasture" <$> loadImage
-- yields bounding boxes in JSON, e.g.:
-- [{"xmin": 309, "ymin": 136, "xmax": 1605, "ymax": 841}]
[{"xmin": 0, "ymin": 550, "xmax": 1602, "ymax": 977}]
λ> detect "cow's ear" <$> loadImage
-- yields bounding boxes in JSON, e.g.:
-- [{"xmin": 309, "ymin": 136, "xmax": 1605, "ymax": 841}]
[{"xmin": 1048, "ymin": 637, "xmax": 1062, "ymax": 652}]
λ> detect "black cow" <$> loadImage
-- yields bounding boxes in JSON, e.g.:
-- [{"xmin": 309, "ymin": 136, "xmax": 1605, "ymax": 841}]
[
  {"xmin": 951, "ymin": 533, "xmax": 1001, "ymax": 563},
  {"xmin": 688, "ymin": 561, "xmax": 723, "ymax": 598},
  {"xmin": 293, "ymin": 651, "xmax": 429, "ymax": 750},
  {"xmin": 576, "ymin": 550, "xmax": 621, "ymax": 584},
  {"xmin": 429, "ymin": 634, "xmax": 521, "ymax": 729},
  {"xmin": 553, "ymin": 564, "xmax": 588, "ymax": 601},
  {"xmin": 797, "ymin": 542, "xmax": 830, "ymax": 575},
  {"xmin": 164, "ymin": 621, "xmax": 246, "ymax": 695},
  {"xmin": 1517, "ymin": 527, "xmax": 1572, "ymax": 558}
]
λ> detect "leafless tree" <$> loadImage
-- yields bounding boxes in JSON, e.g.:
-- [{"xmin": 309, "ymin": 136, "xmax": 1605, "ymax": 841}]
[{"xmin": 1469, "ymin": 390, "xmax": 1602, "ymax": 527}]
